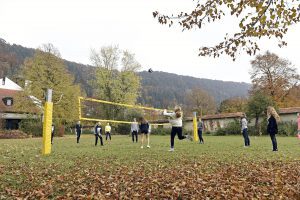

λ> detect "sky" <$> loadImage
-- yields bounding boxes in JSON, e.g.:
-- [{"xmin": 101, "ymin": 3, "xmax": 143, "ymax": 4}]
[{"xmin": 1, "ymin": 0, "xmax": 300, "ymax": 83}]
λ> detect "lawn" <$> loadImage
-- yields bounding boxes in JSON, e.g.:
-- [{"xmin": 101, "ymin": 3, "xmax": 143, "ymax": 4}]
[{"xmin": 0, "ymin": 135, "xmax": 299, "ymax": 199}]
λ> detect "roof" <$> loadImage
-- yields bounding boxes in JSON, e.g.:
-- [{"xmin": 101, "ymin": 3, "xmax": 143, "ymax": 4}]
[
  {"xmin": 0, "ymin": 88, "xmax": 40, "ymax": 114},
  {"xmin": 0, "ymin": 89, "xmax": 19, "ymax": 112},
  {"xmin": 0, "ymin": 77, "xmax": 22, "ymax": 91},
  {"xmin": 279, "ymin": 107, "xmax": 300, "ymax": 114},
  {"xmin": 202, "ymin": 112, "xmax": 244, "ymax": 120}
]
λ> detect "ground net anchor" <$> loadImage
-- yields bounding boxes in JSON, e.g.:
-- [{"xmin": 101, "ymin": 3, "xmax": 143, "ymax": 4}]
[{"xmin": 42, "ymin": 89, "xmax": 53, "ymax": 155}]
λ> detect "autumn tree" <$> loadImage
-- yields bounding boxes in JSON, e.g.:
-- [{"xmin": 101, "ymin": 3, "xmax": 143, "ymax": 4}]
[
  {"xmin": 184, "ymin": 88, "xmax": 216, "ymax": 117},
  {"xmin": 219, "ymin": 97, "xmax": 248, "ymax": 113},
  {"xmin": 17, "ymin": 44, "xmax": 81, "ymax": 124},
  {"xmin": 89, "ymin": 45, "xmax": 141, "ymax": 120},
  {"xmin": 246, "ymin": 92, "xmax": 274, "ymax": 134},
  {"xmin": 250, "ymin": 51, "xmax": 300, "ymax": 106},
  {"xmin": 153, "ymin": 1, "xmax": 300, "ymax": 60}
]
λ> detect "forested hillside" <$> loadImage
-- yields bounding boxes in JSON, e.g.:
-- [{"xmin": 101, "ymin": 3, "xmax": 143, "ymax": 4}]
[
  {"xmin": 138, "ymin": 71, "xmax": 250, "ymax": 108},
  {"xmin": 0, "ymin": 38, "xmax": 251, "ymax": 107}
]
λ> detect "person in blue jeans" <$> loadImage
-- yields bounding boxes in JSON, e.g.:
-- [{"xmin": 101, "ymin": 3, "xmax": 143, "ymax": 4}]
[
  {"xmin": 241, "ymin": 113, "xmax": 250, "ymax": 147},
  {"xmin": 197, "ymin": 118, "xmax": 204, "ymax": 144},
  {"xmin": 267, "ymin": 106, "xmax": 280, "ymax": 151}
]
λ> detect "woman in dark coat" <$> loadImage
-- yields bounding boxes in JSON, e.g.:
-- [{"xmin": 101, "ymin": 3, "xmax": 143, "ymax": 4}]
[{"xmin": 267, "ymin": 106, "xmax": 280, "ymax": 151}]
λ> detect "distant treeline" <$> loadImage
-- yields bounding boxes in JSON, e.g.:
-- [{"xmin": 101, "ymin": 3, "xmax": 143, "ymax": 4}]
[{"xmin": 0, "ymin": 38, "xmax": 251, "ymax": 108}]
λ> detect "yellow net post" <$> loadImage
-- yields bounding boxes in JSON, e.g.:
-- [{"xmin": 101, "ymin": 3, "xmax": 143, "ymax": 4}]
[
  {"xmin": 42, "ymin": 89, "xmax": 53, "ymax": 155},
  {"xmin": 193, "ymin": 112, "xmax": 199, "ymax": 142}
]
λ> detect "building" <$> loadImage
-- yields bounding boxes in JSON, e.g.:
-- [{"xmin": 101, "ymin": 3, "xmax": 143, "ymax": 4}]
[
  {"xmin": 184, "ymin": 108, "xmax": 300, "ymax": 132},
  {"xmin": 0, "ymin": 77, "xmax": 40, "ymax": 129},
  {"xmin": 184, "ymin": 112, "xmax": 244, "ymax": 132},
  {"xmin": 278, "ymin": 107, "xmax": 300, "ymax": 123}
]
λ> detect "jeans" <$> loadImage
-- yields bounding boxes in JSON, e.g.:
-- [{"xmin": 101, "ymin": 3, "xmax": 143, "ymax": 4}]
[
  {"xmin": 51, "ymin": 131, "xmax": 54, "ymax": 144},
  {"xmin": 170, "ymin": 127, "xmax": 186, "ymax": 148},
  {"xmin": 198, "ymin": 129, "xmax": 204, "ymax": 143},
  {"xmin": 242, "ymin": 128, "xmax": 250, "ymax": 146},
  {"xmin": 76, "ymin": 132, "xmax": 81, "ymax": 143},
  {"xmin": 106, "ymin": 132, "xmax": 111, "ymax": 140},
  {"xmin": 270, "ymin": 134, "xmax": 277, "ymax": 151},
  {"xmin": 95, "ymin": 134, "xmax": 103, "ymax": 146},
  {"xmin": 132, "ymin": 131, "xmax": 138, "ymax": 142}
]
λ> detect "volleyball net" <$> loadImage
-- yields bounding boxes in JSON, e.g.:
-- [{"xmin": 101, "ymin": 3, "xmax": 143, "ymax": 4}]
[{"xmin": 78, "ymin": 97, "xmax": 169, "ymax": 125}]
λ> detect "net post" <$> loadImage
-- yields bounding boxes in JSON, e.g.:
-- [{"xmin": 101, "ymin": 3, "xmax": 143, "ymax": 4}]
[
  {"xmin": 42, "ymin": 89, "xmax": 53, "ymax": 155},
  {"xmin": 193, "ymin": 112, "xmax": 199, "ymax": 142}
]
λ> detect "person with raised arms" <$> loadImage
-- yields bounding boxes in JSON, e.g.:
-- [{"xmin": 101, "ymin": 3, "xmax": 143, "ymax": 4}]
[{"xmin": 163, "ymin": 106, "xmax": 192, "ymax": 152}]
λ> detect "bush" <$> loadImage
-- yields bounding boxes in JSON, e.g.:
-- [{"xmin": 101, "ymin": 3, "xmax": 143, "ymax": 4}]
[
  {"xmin": 248, "ymin": 120, "xmax": 297, "ymax": 136},
  {"xmin": 214, "ymin": 120, "xmax": 241, "ymax": 136},
  {"xmin": 19, "ymin": 118, "xmax": 43, "ymax": 137},
  {"xmin": 0, "ymin": 130, "xmax": 29, "ymax": 139},
  {"xmin": 115, "ymin": 123, "xmax": 131, "ymax": 135},
  {"xmin": 277, "ymin": 121, "xmax": 297, "ymax": 136}
]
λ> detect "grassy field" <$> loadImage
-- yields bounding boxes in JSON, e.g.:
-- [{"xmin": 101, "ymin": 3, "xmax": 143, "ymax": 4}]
[{"xmin": 0, "ymin": 135, "xmax": 299, "ymax": 199}]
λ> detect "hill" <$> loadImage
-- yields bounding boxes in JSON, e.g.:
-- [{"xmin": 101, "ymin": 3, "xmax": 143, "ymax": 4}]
[
  {"xmin": 138, "ymin": 71, "xmax": 250, "ymax": 108},
  {"xmin": 0, "ymin": 38, "xmax": 251, "ymax": 107}
]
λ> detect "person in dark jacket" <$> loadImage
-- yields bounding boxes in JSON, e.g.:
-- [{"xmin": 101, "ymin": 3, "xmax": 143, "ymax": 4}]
[
  {"xmin": 267, "ymin": 106, "xmax": 280, "ymax": 151},
  {"xmin": 197, "ymin": 118, "xmax": 204, "ymax": 144},
  {"xmin": 95, "ymin": 122, "xmax": 103, "ymax": 146},
  {"xmin": 139, "ymin": 117, "xmax": 150, "ymax": 149},
  {"xmin": 75, "ymin": 121, "xmax": 82, "ymax": 143},
  {"xmin": 51, "ymin": 124, "xmax": 55, "ymax": 144}
]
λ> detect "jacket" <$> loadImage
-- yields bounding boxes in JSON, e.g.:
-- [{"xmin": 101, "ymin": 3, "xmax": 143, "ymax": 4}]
[{"xmin": 267, "ymin": 116, "xmax": 278, "ymax": 135}]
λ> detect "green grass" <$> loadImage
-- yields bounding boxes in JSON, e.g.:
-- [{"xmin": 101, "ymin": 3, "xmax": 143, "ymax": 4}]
[{"xmin": 0, "ymin": 135, "xmax": 299, "ymax": 198}]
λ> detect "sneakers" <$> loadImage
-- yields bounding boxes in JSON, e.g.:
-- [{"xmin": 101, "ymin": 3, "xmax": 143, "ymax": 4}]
[
  {"xmin": 140, "ymin": 146, "xmax": 144, "ymax": 149},
  {"xmin": 185, "ymin": 135, "xmax": 193, "ymax": 141},
  {"xmin": 168, "ymin": 148, "xmax": 174, "ymax": 152},
  {"xmin": 147, "ymin": 145, "xmax": 150, "ymax": 148}
]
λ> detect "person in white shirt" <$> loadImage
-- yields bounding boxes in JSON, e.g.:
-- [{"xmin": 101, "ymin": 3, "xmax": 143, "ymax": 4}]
[
  {"xmin": 131, "ymin": 118, "xmax": 139, "ymax": 142},
  {"xmin": 105, "ymin": 123, "xmax": 112, "ymax": 141},
  {"xmin": 163, "ymin": 106, "xmax": 192, "ymax": 152},
  {"xmin": 241, "ymin": 113, "xmax": 250, "ymax": 147}
]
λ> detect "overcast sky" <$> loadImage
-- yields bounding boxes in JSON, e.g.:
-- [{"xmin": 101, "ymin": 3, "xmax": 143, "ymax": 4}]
[{"xmin": 1, "ymin": 0, "xmax": 300, "ymax": 83}]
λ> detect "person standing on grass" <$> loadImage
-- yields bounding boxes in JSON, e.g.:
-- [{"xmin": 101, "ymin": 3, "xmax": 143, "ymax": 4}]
[
  {"xmin": 197, "ymin": 118, "xmax": 204, "ymax": 144},
  {"xmin": 95, "ymin": 122, "xmax": 103, "ymax": 146},
  {"xmin": 139, "ymin": 117, "xmax": 150, "ymax": 148},
  {"xmin": 267, "ymin": 106, "xmax": 280, "ymax": 151},
  {"xmin": 131, "ymin": 118, "xmax": 139, "ymax": 143},
  {"xmin": 241, "ymin": 113, "xmax": 250, "ymax": 147},
  {"xmin": 75, "ymin": 121, "xmax": 82, "ymax": 143},
  {"xmin": 163, "ymin": 106, "xmax": 192, "ymax": 152},
  {"xmin": 51, "ymin": 124, "xmax": 55, "ymax": 144},
  {"xmin": 105, "ymin": 123, "xmax": 112, "ymax": 141}
]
